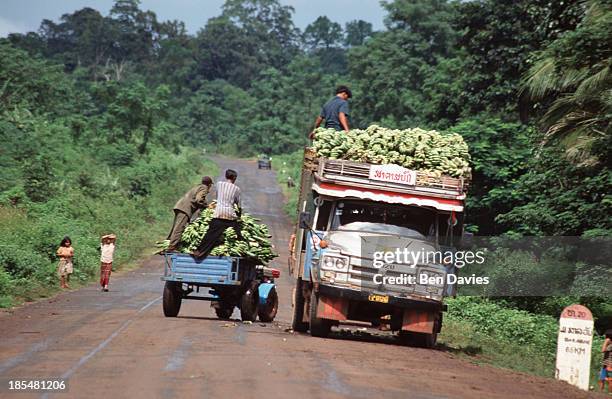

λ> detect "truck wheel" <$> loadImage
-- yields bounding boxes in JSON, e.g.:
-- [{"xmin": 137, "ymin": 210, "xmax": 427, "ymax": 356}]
[
  {"xmin": 398, "ymin": 331, "xmax": 437, "ymax": 348},
  {"xmin": 309, "ymin": 290, "xmax": 331, "ymax": 338},
  {"xmin": 413, "ymin": 332, "xmax": 437, "ymax": 348},
  {"xmin": 215, "ymin": 303, "xmax": 234, "ymax": 319},
  {"xmin": 163, "ymin": 281, "xmax": 182, "ymax": 317},
  {"xmin": 257, "ymin": 286, "xmax": 278, "ymax": 322},
  {"xmin": 240, "ymin": 282, "xmax": 259, "ymax": 322},
  {"xmin": 291, "ymin": 278, "xmax": 308, "ymax": 332}
]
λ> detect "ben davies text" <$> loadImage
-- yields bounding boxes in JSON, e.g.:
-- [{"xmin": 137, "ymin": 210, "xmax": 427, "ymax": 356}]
[{"xmin": 372, "ymin": 273, "xmax": 489, "ymax": 286}]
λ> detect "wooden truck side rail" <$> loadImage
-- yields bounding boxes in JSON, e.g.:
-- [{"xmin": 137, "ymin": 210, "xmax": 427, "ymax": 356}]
[{"xmin": 303, "ymin": 146, "xmax": 468, "ymax": 199}]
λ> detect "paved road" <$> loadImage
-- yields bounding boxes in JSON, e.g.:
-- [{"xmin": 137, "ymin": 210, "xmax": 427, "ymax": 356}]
[{"xmin": 0, "ymin": 157, "xmax": 599, "ymax": 399}]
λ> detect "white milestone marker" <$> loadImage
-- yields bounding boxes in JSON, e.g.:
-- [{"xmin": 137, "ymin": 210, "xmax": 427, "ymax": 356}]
[{"xmin": 555, "ymin": 304, "xmax": 594, "ymax": 391}]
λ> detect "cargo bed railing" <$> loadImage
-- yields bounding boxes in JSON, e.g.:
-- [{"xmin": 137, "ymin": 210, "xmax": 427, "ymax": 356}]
[{"xmin": 313, "ymin": 157, "xmax": 467, "ymax": 199}]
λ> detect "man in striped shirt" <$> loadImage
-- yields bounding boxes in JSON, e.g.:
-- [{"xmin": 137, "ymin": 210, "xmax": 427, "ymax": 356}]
[{"xmin": 191, "ymin": 169, "xmax": 242, "ymax": 259}]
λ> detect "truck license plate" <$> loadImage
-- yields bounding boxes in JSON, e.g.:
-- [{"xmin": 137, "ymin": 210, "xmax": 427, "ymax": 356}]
[{"xmin": 368, "ymin": 294, "xmax": 389, "ymax": 303}]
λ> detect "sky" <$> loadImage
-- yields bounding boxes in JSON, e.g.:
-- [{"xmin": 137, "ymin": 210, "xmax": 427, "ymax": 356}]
[{"xmin": 0, "ymin": 0, "xmax": 387, "ymax": 37}]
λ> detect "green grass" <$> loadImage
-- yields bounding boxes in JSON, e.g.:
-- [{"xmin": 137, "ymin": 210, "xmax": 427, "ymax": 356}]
[
  {"xmin": 441, "ymin": 297, "xmax": 607, "ymax": 388},
  {"xmin": 439, "ymin": 318, "xmax": 554, "ymax": 377}
]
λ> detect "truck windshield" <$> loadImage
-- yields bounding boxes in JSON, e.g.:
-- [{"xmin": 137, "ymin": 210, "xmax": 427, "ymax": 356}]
[{"xmin": 330, "ymin": 201, "xmax": 435, "ymax": 238}]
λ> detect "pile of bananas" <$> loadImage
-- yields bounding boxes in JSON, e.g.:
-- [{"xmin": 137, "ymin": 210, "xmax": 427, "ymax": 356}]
[
  {"xmin": 156, "ymin": 207, "xmax": 277, "ymax": 264},
  {"xmin": 312, "ymin": 125, "xmax": 471, "ymax": 178}
]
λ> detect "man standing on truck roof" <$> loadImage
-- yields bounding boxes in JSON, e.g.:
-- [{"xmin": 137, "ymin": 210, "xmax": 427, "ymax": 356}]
[
  {"xmin": 191, "ymin": 169, "xmax": 242, "ymax": 259},
  {"xmin": 166, "ymin": 176, "xmax": 213, "ymax": 251},
  {"xmin": 309, "ymin": 85, "xmax": 352, "ymax": 139}
]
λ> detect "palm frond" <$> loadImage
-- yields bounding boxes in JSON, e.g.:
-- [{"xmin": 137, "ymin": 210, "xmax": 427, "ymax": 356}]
[
  {"xmin": 564, "ymin": 134, "xmax": 600, "ymax": 166},
  {"xmin": 523, "ymin": 57, "xmax": 557, "ymax": 99},
  {"xmin": 558, "ymin": 67, "xmax": 591, "ymax": 91},
  {"xmin": 585, "ymin": 0, "xmax": 611, "ymax": 21},
  {"xmin": 575, "ymin": 64, "xmax": 610, "ymax": 98}
]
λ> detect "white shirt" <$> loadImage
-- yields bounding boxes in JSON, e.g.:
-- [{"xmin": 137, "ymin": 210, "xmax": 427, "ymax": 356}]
[
  {"xmin": 213, "ymin": 181, "xmax": 241, "ymax": 220},
  {"xmin": 101, "ymin": 243, "xmax": 115, "ymax": 263}
]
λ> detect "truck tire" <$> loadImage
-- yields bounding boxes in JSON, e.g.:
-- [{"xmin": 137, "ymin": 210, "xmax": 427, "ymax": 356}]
[
  {"xmin": 257, "ymin": 286, "xmax": 278, "ymax": 322},
  {"xmin": 291, "ymin": 278, "xmax": 308, "ymax": 332},
  {"xmin": 214, "ymin": 303, "xmax": 234, "ymax": 319},
  {"xmin": 163, "ymin": 281, "xmax": 182, "ymax": 317},
  {"xmin": 412, "ymin": 332, "xmax": 437, "ymax": 348},
  {"xmin": 309, "ymin": 290, "xmax": 331, "ymax": 338},
  {"xmin": 240, "ymin": 282, "xmax": 259, "ymax": 322},
  {"xmin": 398, "ymin": 314, "xmax": 439, "ymax": 348}
]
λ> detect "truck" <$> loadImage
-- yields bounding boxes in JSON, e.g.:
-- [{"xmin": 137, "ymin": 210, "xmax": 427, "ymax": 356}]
[
  {"xmin": 289, "ymin": 148, "xmax": 470, "ymax": 347},
  {"xmin": 161, "ymin": 253, "xmax": 280, "ymax": 322},
  {"xmin": 258, "ymin": 155, "xmax": 272, "ymax": 170}
]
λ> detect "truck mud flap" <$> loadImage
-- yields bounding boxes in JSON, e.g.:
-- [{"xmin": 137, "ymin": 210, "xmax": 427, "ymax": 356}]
[
  {"xmin": 317, "ymin": 295, "xmax": 349, "ymax": 321},
  {"xmin": 402, "ymin": 309, "xmax": 436, "ymax": 334}
]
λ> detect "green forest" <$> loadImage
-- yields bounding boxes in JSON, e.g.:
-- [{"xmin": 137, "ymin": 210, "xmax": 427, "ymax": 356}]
[{"xmin": 0, "ymin": 0, "xmax": 610, "ymax": 382}]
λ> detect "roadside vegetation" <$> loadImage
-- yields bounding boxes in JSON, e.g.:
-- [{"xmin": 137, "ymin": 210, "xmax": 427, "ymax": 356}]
[
  {"xmin": 0, "ymin": 43, "xmax": 217, "ymax": 306},
  {"xmin": 441, "ymin": 297, "xmax": 607, "ymax": 386},
  {"xmin": 1, "ymin": 0, "xmax": 609, "ymax": 383}
]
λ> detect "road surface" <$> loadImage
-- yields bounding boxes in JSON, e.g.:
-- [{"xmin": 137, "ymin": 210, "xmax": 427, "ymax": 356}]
[{"xmin": 0, "ymin": 157, "xmax": 600, "ymax": 399}]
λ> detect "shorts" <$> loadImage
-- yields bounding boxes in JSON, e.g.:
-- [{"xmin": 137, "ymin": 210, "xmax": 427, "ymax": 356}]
[
  {"xmin": 57, "ymin": 259, "xmax": 73, "ymax": 277},
  {"xmin": 601, "ymin": 367, "xmax": 611, "ymax": 381}
]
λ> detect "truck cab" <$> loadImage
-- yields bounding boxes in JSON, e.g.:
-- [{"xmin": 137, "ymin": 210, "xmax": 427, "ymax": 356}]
[{"xmin": 290, "ymin": 150, "xmax": 469, "ymax": 347}]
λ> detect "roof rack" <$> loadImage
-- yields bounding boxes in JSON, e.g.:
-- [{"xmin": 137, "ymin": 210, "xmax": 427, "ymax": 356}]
[{"xmin": 313, "ymin": 157, "xmax": 467, "ymax": 199}]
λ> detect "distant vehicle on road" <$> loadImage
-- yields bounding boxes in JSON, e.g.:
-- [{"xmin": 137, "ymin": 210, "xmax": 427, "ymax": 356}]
[
  {"xmin": 258, "ymin": 155, "xmax": 272, "ymax": 170},
  {"xmin": 161, "ymin": 253, "xmax": 279, "ymax": 322}
]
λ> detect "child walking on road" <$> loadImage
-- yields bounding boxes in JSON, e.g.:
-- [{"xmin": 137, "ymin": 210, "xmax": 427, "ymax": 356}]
[
  {"xmin": 100, "ymin": 234, "xmax": 116, "ymax": 292},
  {"xmin": 56, "ymin": 236, "xmax": 74, "ymax": 289}
]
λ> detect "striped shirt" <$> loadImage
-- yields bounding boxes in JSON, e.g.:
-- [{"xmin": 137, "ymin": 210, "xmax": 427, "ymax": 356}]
[{"xmin": 213, "ymin": 181, "xmax": 241, "ymax": 220}]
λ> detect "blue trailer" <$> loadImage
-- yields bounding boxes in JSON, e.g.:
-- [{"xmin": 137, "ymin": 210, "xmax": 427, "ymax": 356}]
[{"xmin": 161, "ymin": 253, "xmax": 279, "ymax": 322}]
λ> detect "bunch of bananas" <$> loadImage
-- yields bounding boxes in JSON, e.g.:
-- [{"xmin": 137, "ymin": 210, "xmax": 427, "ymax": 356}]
[
  {"xmin": 312, "ymin": 125, "xmax": 471, "ymax": 178},
  {"xmin": 156, "ymin": 207, "xmax": 277, "ymax": 264}
]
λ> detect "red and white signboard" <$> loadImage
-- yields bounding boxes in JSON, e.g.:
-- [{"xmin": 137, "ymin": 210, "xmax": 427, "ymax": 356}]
[
  {"xmin": 369, "ymin": 164, "xmax": 416, "ymax": 186},
  {"xmin": 555, "ymin": 304, "xmax": 594, "ymax": 391}
]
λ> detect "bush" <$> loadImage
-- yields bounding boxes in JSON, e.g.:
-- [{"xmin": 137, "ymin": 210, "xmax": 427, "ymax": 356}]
[
  {"xmin": 447, "ymin": 297, "xmax": 559, "ymax": 355},
  {"xmin": 447, "ymin": 296, "xmax": 608, "ymax": 384},
  {"xmin": 0, "ymin": 267, "xmax": 14, "ymax": 298},
  {"xmin": 22, "ymin": 155, "xmax": 55, "ymax": 203}
]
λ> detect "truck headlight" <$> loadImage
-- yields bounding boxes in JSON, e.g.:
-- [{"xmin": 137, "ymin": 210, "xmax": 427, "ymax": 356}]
[{"xmin": 321, "ymin": 254, "xmax": 349, "ymax": 272}]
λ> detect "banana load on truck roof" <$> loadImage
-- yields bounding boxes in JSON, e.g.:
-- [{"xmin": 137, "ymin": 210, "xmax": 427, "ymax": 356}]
[{"xmin": 312, "ymin": 125, "xmax": 471, "ymax": 178}]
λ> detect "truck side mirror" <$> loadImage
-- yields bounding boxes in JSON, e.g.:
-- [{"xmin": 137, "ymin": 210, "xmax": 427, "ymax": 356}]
[
  {"xmin": 299, "ymin": 211, "xmax": 312, "ymax": 230},
  {"xmin": 460, "ymin": 232, "xmax": 474, "ymax": 249}
]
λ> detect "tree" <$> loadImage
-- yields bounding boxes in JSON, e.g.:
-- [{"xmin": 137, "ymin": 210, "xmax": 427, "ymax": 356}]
[
  {"xmin": 154, "ymin": 20, "xmax": 197, "ymax": 88},
  {"xmin": 521, "ymin": 0, "xmax": 611, "ymax": 165},
  {"xmin": 496, "ymin": 144, "xmax": 612, "ymax": 236},
  {"xmin": 303, "ymin": 16, "xmax": 342, "ymax": 49},
  {"xmin": 221, "ymin": 0, "xmax": 299, "ymax": 72},
  {"xmin": 451, "ymin": 0, "xmax": 583, "ymax": 118},
  {"xmin": 94, "ymin": 81, "xmax": 172, "ymax": 153},
  {"xmin": 348, "ymin": 0, "xmax": 457, "ymax": 126},
  {"xmin": 447, "ymin": 117, "xmax": 532, "ymax": 234},
  {"xmin": 178, "ymin": 80, "xmax": 253, "ymax": 148},
  {"xmin": 194, "ymin": 16, "xmax": 261, "ymax": 88},
  {"xmin": 303, "ymin": 16, "xmax": 346, "ymax": 74},
  {"xmin": 0, "ymin": 43, "xmax": 77, "ymax": 115},
  {"xmin": 344, "ymin": 20, "xmax": 373, "ymax": 47},
  {"xmin": 108, "ymin": 0, "xmax": 159, "ymax": 64}
]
